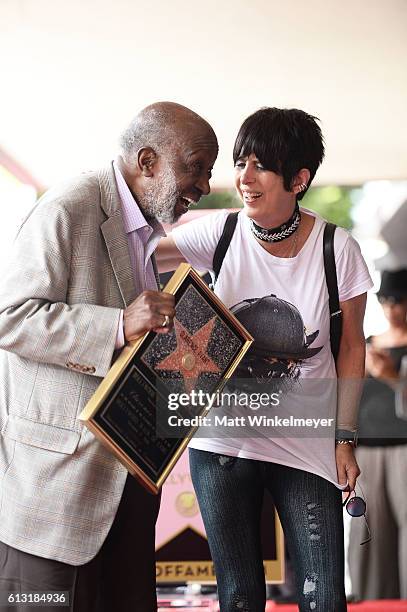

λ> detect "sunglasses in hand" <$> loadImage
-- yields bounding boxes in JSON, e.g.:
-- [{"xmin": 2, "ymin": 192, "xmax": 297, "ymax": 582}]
[{"xmin": 343, "ymin": 488, "xmax": 372, "ymax": 545}]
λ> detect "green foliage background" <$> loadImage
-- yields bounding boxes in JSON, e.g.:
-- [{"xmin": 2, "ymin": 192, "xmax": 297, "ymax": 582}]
[{"xmin": 196, "ymin": 186, "xmax": 356, "ymax": 229}]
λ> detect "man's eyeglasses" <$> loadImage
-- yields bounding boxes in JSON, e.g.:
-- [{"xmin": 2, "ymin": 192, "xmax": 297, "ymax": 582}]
[{"xmin": 343, "ymin": 489, "xmax": 372, "ymax": 545}]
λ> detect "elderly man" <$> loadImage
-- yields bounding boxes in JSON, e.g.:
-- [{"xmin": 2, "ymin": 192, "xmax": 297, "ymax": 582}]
[{"xmin": 0, "ymin": 102, "xmax": 218, "ymax": 611}]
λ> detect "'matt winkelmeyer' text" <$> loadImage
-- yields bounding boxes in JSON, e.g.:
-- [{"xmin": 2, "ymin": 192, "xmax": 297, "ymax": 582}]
[{"xmin": 167, "ymin": 415, "xmax": 335, "ymax": 428}]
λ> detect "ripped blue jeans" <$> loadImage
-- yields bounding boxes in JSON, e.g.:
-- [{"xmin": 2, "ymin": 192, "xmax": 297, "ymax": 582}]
[{"xmin": 189, "ymin": 449, "xmax": 346, "ymax": 612}]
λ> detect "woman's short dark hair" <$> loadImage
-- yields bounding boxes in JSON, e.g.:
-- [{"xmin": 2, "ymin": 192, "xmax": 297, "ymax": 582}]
[{"xmin": 233, "ymin": 107, "xmax": 325, "ymax": 200}]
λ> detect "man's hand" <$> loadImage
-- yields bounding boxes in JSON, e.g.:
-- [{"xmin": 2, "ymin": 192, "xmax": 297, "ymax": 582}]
[
  {"xmin": 336, "ymin": 444, "xmax": 360, "ymax": 491},
  {"xmin": 123, "ymin": 291, "xmax": 175, "ymax": 342}
]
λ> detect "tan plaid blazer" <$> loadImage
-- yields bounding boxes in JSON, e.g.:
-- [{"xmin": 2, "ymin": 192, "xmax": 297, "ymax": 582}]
[{"xmin": 0, "ymin": 163, "xmax": 144, "ymax": 565}]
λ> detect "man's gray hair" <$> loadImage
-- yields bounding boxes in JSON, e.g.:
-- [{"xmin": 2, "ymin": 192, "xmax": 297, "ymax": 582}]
[
  {"xmin": 119, "ymin": 106, "xmax": 176, "ymax": 162},
  {"xmin": 119, "ymin": 101, "xmax": 216, "ymax": 163}
]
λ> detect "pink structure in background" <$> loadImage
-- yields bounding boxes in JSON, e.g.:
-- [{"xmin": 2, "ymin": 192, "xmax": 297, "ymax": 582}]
[{"xmin": 156, "ymin": 450, "xmax": 206, "ymax": 551}]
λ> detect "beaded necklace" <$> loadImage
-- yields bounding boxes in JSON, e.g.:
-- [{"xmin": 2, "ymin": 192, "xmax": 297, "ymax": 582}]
[{"xmin": 249, "ymin": 203, "xmax": 300, "ymax": 243}]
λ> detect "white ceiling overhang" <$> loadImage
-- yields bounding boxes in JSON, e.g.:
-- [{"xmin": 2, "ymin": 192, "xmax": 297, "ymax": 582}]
[{"xmin": 1, "ymin": 0, "xmax": 406, "ymax": 188}]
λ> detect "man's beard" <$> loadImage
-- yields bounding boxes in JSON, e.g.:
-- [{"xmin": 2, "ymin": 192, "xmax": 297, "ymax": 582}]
[{"xmin": 139, "ymin": 165, "xmax": 180, "ymax": 224}]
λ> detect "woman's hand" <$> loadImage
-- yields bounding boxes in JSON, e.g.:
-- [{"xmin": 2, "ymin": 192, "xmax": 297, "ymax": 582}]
[{"xmin": 336, "ymin": 444, "xmax": 360, "ymax": 491}]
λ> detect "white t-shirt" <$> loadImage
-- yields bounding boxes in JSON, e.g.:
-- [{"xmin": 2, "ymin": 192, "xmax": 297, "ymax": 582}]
[{"xmin": 171, "ymin": 208, "xmax": 373, "ymax": 488}]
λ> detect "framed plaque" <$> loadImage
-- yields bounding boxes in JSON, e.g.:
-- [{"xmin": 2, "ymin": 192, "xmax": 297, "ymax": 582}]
[{"xmin": 79, "ymin": 263, "xmax": 253, "ymax": 493}]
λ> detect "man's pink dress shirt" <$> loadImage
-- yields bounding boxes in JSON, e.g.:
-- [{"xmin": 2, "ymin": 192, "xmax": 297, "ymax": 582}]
[{"xmin": 113, "ymin": 161, "xmax": 165, "ymax": 348}]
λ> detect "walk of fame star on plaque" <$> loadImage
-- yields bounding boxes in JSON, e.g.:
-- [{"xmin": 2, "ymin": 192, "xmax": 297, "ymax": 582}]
[
  {"xmin": 140, "ymin": 283, "xmax": 244, "ymax": 395},
  {"xmin": 155, "ymin": 318, "xmax": 221, "ymax": 394}
]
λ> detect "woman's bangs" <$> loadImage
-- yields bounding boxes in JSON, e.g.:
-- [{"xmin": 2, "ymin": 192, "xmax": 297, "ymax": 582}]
[{"xmin": 233, "ymin": 119, "xmax": 281, "ymax": 173}]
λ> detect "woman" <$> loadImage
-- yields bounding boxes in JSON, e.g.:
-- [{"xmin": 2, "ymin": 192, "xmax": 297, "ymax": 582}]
[
  {"xmin": 158, "ymin": 107, "xmax": 373, "ymax": 611},
  {"xmin": 348, "ymin": 269, "xmax": 407, "ymax": 600}
]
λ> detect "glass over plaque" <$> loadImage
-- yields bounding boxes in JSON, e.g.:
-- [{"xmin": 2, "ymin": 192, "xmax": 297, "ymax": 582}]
[{"xmin": 79, "ymin": 264, "xmax": 253, "ymax": 493}]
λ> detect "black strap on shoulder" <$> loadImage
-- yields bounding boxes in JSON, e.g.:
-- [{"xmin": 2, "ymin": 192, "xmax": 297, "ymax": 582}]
[
  {"xmin": 323, "ymin": 222, "xmax": 342, "ymax": 362},
  {"xmin": 212, "ymin": 211, "xmax": 239, "ymax": 287}
]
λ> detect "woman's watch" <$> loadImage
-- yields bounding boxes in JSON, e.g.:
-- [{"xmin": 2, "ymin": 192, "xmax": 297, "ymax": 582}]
[{"xmin": 335, "ymin": 429, "xmax": 358, "ymax": 447}]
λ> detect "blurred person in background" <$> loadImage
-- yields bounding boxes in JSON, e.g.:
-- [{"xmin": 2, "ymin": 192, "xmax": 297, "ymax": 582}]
[{"xmin": 348, "ymin": 268, "xmax": 407, "ymax": 600}]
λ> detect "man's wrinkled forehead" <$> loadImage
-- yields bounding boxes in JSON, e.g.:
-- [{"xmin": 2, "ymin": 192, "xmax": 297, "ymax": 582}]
[{"xmin": 180, "ymin": 131, "xmax": 218, "ymax": 161}]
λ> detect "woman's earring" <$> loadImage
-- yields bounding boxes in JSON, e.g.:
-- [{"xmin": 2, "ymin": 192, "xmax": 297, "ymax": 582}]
[{"xmin": 294, "ymin": 182, "xmax": 307, "ymax": 194}]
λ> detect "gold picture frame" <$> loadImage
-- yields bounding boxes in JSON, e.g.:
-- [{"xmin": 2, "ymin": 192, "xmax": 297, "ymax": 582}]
[{"xmin": 79, "ymin": 264, "xmax": 253, "ymax": 493}]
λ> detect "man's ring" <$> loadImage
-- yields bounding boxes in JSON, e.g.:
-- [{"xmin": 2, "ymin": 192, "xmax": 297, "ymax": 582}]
[{"xmin": 162, "ymin": 315, "xmax": 170, "ymax": 328}]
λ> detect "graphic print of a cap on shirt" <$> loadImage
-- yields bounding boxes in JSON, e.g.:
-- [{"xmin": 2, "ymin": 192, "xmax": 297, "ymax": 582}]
[{"xmin": 231, "ymin": 294, "xmax": 323, "ymax": 390}]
